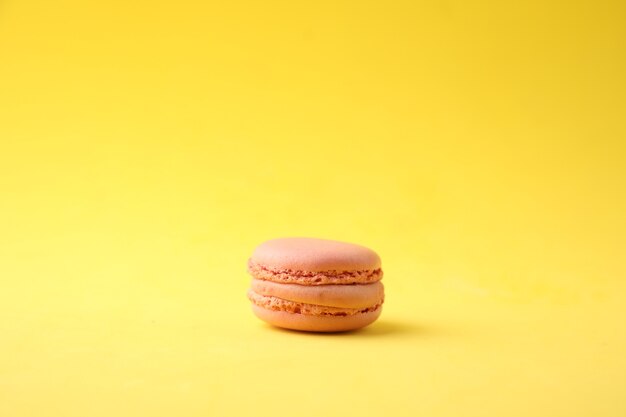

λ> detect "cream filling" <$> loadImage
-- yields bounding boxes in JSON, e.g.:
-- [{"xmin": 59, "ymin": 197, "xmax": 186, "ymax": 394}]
[
  {"xmin": 251, "ymin": 279, "xmax": 384, "ymax": 309},
  {"xmin": 247, "ymin": 290, "xmax": 382, "ymax": 316}
]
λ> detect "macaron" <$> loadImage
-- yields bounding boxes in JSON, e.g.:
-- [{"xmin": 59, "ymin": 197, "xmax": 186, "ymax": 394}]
[{"xmin": 247, "ymin": 237, "xmax": 384, "ymax": 332}]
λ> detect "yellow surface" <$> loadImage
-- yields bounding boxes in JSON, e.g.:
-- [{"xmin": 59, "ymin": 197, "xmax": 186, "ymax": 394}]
[{"xmin": 1, "ymin": 1, "xmax": 625, "ymax": 416}]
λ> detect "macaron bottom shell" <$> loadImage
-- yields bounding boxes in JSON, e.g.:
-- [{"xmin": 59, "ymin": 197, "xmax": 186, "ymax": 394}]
[{"xmin": 251, "ymin": 303, "xmax": 383, "ymax": 332}]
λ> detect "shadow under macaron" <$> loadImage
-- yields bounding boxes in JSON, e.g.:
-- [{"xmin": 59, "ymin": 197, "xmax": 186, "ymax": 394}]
[{"xmin": 261, "ymin": 318, "xmax": 426, "ymax": 338}]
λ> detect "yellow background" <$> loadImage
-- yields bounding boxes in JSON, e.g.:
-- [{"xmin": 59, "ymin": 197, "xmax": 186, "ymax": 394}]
[{"xmin": 1, "ymin": 1, "xmax": 625, "ymax": 416}]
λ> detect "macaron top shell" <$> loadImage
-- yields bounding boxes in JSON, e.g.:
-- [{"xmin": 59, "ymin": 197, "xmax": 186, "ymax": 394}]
[{"xmin": 250, "ymin": 237, "xmax": 381, "ymax": 272}]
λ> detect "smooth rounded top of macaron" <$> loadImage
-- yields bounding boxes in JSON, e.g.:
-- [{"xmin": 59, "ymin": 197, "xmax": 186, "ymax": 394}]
[{"xmin": 250, "ymin": 237, "xmax": 381, "ymax": 272}]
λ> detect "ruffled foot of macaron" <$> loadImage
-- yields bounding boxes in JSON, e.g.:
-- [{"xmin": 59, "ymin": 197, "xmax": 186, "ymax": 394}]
[{"xmin": 247, "ymin": 237, "xmax": 384, "ymax": 332}]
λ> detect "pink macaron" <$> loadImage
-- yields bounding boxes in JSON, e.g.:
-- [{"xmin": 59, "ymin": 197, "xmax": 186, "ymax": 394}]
[{"xmin": 247, "ymin": 237, "xmax": 384, "ymax": 332}]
